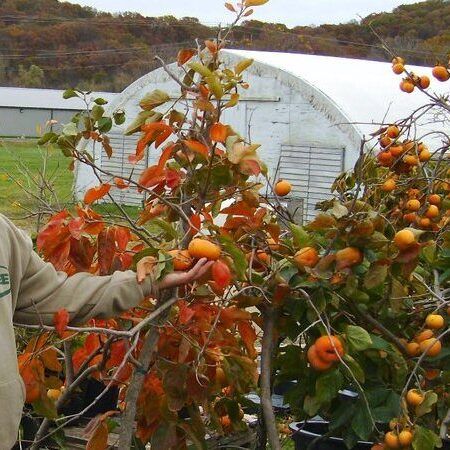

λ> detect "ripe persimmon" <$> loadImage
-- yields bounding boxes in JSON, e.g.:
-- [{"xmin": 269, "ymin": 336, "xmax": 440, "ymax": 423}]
[
  {"xmin": 378, "ymin": 151, "xmax": 394, "ymax": 166},
  {"xmin": 390, "ymin": 145, "xmax": 404, "ymax": 157},
  {"xmin": 415, "ymin": 329, "xmax": 434, "ymax": 343},
  {"xmin": 404, "ymin": 155, "xmax": 419, "ymax": 166},
  {"xmin": 384, "ymin": 431, "xmax": 400, "ymax": 449},
  {"xmin": 307, "ymin": 345, "xmax": 333, "ymax": 371},
  {"xmin": 403, "ymin": 212, "xmax": 417, "ymax": 223},
  {"xmin": 406, "ymin": 342, "xmax": 420, "ymax": 357},
  {"xmin": 400, "ymin": 80, "xmax": 414, "ymax": 93},
  {"xmin": 424, "ymin": 369, "xmax": 440, "ymax": 380},
  {"xmin": 425, "ymin": 205, "xmax": 439, "ymax": 219},
  {"xmin": 429, "ymin": 194, "xmax": 441, "ymax": 205},
  {"xmin": 315, "ymin": 335, "xmax": 345, "ymax": 362},
  {"xmin": 425, "ymin": 314, "xmax": 444, "ymax": 329},
  {"xmin": 382, "ymin": 179, "xmax": 397, "ymax": 192},
  {"xmin": 398, "ymin": 430, "xmax": 414, "ymax": 447},
  {"xmin": 168, "ymin": 249, "xmax": 193, "ymax": 271},
  {"xmin": 394, "ymin": 229, "xmax": 416, "ymax": 250},
  {"xmin": 47, "ymin": 389, "xmax": 62, "ymax": 401},
  {"xmin": 406, "ymin": 389, "xmax": 424, "ymax": 406},
  {"xmin": 432, "ymin": 65, "xmax": 450, "ymax": 82},
  {"xmin": 387, "ymin": 125, "xmax": 400, "ymax": 138},
  {"xmin": 419, "ymin": 149, "xmax": 431, "ymax": 162},
  {"xmin": 419, "ymin": 75, "xmax": 431, "ymax": 89},
  {"xmin": 379, "ymin": 135, "xmax": 392, "ymax": 148},
  {"xmin": 188, "ymin": 238, "xmax": 221, "ymax": 260},
  {"xmin": 419, "ymin": 338, "xmax": 441, "ymax": 357},
  {"xmin": 392, "ymin": 63, "xmax": 404, "ymax": 75},
  {"xmin": 335, "ymin": 247, "xmax": 363, "ymax": 269},
  {"xmin": 406, "ymin": 199, "xmax": 421, "ymax": 211},
  {"xmin": 294, "ymin": 247, "xmax": 319, "ymax": 268},
  {"xmin": 274, "ymin": 180, "xmax": 292, "ymax": 197}
]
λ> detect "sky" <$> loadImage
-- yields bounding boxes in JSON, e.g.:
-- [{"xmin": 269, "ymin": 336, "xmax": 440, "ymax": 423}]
[{"xmin": 66, "ymin": 0, "xmax": 421, "ymax": 28}]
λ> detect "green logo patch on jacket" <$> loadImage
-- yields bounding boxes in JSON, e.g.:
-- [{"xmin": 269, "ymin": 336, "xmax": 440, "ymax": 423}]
[{"xmin": 0, "ymin": 266, "xmax": 11, "ymax": 299}]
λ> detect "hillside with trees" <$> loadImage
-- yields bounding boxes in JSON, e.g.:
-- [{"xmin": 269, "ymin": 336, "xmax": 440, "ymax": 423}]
[{"xmin": 0, "ymin": 0, "xmax": 449, "ymax": 91}]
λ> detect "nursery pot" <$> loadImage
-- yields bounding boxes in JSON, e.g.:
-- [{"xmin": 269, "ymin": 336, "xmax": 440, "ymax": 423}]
[{"xmin": 289, "ymin": 420, "xmax": 374, "ymax": 450}]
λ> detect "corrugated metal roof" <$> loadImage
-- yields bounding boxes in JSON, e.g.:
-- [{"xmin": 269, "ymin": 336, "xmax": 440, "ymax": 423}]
[
  {"xmin": 0, "ymin": 87, "xmax": 117, "ymax": 110},
  {"xmin": 227, "ymin": 50, "xmax": 449, "ymax": 139}
]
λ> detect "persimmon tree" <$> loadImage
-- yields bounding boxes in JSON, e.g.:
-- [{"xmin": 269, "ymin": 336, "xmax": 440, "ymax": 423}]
[
  {"xmin": 14, "ymin": 1, "xmax": 287, "ymax": 449},
  {"xmin": 264, "ymin": 55, "xmax": 450, "ymax": 450}
]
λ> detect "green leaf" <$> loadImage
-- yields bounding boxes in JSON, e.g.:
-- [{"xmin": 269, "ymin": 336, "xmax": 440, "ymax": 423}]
[
  {"xmin": 91, "ymin": 104, "xmax": 104, "ymax": 122},
  {"xmin": 98, "ymin": 117, "xmax": 112, "ymax": 133},
  {"xmin": 415, "ymin": 391, "xmax": 438, "ymax": 417},
  {"xmin": 412, "ymin": 426, "xmax": 442, "ymax": 450},
  {"xmin": 347, "ymin": 325, "xmax": 373, "ymax": 351},
  {"xmin": 342, "ymin": 354, "xmax": 365, "ymax": 383},
  {"xmin": 290, "ymin": 223, "xmax": 312, "ymax": 248},
  {"xmin": 150, "ymin": 218, "xmax": 178, "ymax": 240},
  {"xmin": 62, "ymin": 122, "xmax": 78, "ymax": 136},
  {"xmin": 315, "ymin": 369, "xmax": 344, "ymax": 403},
  {"xmin": 113, "ymin": 110, "xmax": 126, "ymax": 126},
  {"xmin": 33, "ymin": 396, "xmax": 58, "ymax": 419},
  {"xmin": 205, "ymin": 74, "xmax": 224, "ymax": 99},
  {"xmin": 235, "ymin": 58, "xmax": 254, "ymax": 75},
  {"xmin": 37, "ymin": 132, "xmax": 58, "ymax": 146},
  {"xmin": 139, "ymin": 89, "xmax": 170, "ymax": 111},
  {"xmin": 364, "ymin": 263, "xmax": 388, "ymax": 289},
  {"xmin": 303, "ymin": 395, "xmax": 321, "ymax": 416},
  {"xmin": 62, "ymin": 88, "xmax": 78, "ymax": 99},
  {"xmin": 94, "ymin": 97, "xmax": 108, "ymax": 105},
  {"xmin": 422, "ymin": 241, "xmax": 437, "ymax": 264},
  {"xmin": 351, "ymin": 401, "xmax": 373, "ymax": 441}
]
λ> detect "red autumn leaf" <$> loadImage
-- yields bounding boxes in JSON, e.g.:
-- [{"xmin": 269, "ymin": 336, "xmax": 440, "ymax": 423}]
[
  {"xmin": 107, "ymin": 340, "xmax": 128, "ymax": 369},
  {"xmin": 37, "ymin": 210, "xmax": 69, "ymax": 253},
  {"xmin": 212, "ymin": 260, "xmax": 232, "ymax": 289},
  {"xmin": 85, "ymin": 333, "xmax": 101, "ymax": 355},
  {"xmin": 205, "ymin": 39, "xmax": 218, "ymax": 54},
  {"xmin": 189, "ymin": 213, "xmax": 201, "ymax": 235},
  {"xmin": 115, "ymin": 226, "xmax": 131, "ymax": 251},
  {"xmin": 98, "ymin": 228, "xmax": 116, "ymax": 275},
  {"xmin": 130, "ymin": 122, "xmax": 173, "ymax": 163},
  {"xmin": 239, "ymin": 158, "xmax": 261, "ymax": 175},
  {"xmin": 69, "ymin": 236, "xmax": 95, "ymax": 272},
  {"xmin": 177, "ymin": 48, "xmax": 197, "ymax": 66},
  {"xmin": 72, "ymin": 347, "xmax": 87, "ymax": 374},
  {"xmin": 210, "ymin": 123, "xmax": 228, "ymax": 143},
  {"xmin": 178, "ymin": 302, "xmax": 195, "ymax": 325},
  {"xmin": 165, "ymin": 168, "xmax": 181, "ymax": 189},
  {"xmin": 237, "ymin": 321, "xmax": 257, "ymax": 359},
  {"xmin": 76, "ymin": 206, "xmax": 105, "ymax": 235},
  {"xmin": 68, "ymin": 216, "xmax": 85, "ymax": 240},
  {"xmin": 221, "ymin": 201, "xmax": 255, "ymax": 217},
  {"xmin": 114, "ymin": 177, "xmax": 129, "ymax": 189},
  {"xmin": 138, "ymin": 164, "xmax": 165, "ymax": 189},
  {"xmin": 183, "ymin": 139, "xmax": 209, "ymax": 157},
  {"xmin": 53, "ymin": 309, "xmax": 70, "ymax": 338},
  {"xmin": 84, "ymin": 184, "xmax": 111, "ymax": 205}
]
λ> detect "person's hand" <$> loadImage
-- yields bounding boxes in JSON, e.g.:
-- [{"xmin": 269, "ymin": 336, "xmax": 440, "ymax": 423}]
[{"xmin": 136, "ymin": 256, "xmax": 214, "ymax": 289}]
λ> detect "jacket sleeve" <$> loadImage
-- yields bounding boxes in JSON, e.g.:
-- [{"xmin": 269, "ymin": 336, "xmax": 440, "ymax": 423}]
[{"xmin": 5, "ymin": 216, "xmax": 154, "ymax": 326}]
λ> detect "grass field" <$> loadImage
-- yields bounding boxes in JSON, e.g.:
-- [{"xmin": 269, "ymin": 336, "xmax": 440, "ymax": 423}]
[{"xmin": 0, "ymin": 139, "xmax": 140, "ymax": 233}]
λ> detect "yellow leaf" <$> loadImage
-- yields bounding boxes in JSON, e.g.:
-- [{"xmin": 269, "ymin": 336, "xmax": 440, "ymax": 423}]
[
  {"xmin": 224, "ymin": 93, "xmax": 240, "ymax": 108},
  {"xmin": 244, "ymin": 0, "xmax": 269, "ymax": 6},
  {"xmin": 235, "ymin": 58, "xmax": 254, "ymax": 75}
]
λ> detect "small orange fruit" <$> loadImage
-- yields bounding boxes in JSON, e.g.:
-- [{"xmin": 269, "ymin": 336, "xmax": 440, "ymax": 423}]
[
  {"xmin": 428, "ymin": 194, "xmax": 441, "ymax": 205},
  {"xmin": 382, "ymin": 179, "xmax": 397, "ymax": 192},
  {"xmin": 392, "ymin": 56, "xmax": 405, "ymax": 65},
  {"xmin": 406, "ymin": 199, "xmax": 421, "ymax": 211},
  {"xmin": 425, "ymin": 369, "xmax": 440, "ymax": 380},
  {"xmin": 400, "ymin": 80, "xmax": 414, "ymax": 93},
  {"xmin": 425, "ymin": 314, "xmax": 444, "ymax": 329},
  {"xmin": 392, "ymin": 63, "xmax": 404, "ymax": 75},
  {"xmin": 425, "ymin": 205, "xmax": 439, "ymax": 219},
  {"xmin": 390, "ymin": 145, "xmax": 404, "ymax": 157},
  {"xmin": 371, "ymin": 444, "xmax": 385, "ymax": 450},
  {"xmin": 188, "ymin": 238, "xmax": 221, "ymax": 260},
  {"xmin": 394, "ymin": 229, "xmax": 416, "ymax": 250},
  {"xmin": 432, "ymin": 65, "xmax": 450, "ymax": 82},
  {"xmin": 419, "ymin": 75, "xmax": 431, "ymax": 89},
  {"xmin": 274, "ymin": 180, "xmax": 292, "ymax": 197},
  {"xmin": 403, "ymin": 212, "xmax": 417, "ymax": 223},
  {"xmin": 294, "ymin": 247, "xmax": 320, "ymax": 268},
  {"xmin": 417, "ymin": 217, "xmax": 431, "ymax": 228},
  {"xmin": 335, "ymin": 247, "xmax": 363, "ymax": 269},
  {"xmin": 307, "ymin": 345, "xmax": 333, "ymax": 371},
  {"xmin": 378, "ymin": 151, "xmax": 394, "ymax": 166},
  {"xmin": 419, "ymin": 338, "xmax": 442, "ymax": 357},
  {"xmin": 406, "ymin": 342, "xmax": 421, "ymax": 357},
  {"xmin": 387, "ymin": 125, "xmax": 400, "ymax": 138},
  {"xmin": 419, "ymin": 149, "xmax": 431, "ymax": 162},
  {"xmin": 398, "ymin": 430, "xmax": 414, "ymax": 446},
  {"xmin": 47, "ymin": 389, "xmax": 62, "ymax": 401},
  {"xmin": 408, "ymin": 188, "xmax": 420, "ymax": 198},
  {"xmin": 315, "ymin": 335, "xmax": 345, "ymax": 362},
  {"xmin": 256, "ymin": 250, "xmax": 271, "ymax": 264},
  {"xmin": 220, "ymin": 415, "xmax": 232, "ymax": 429},
  {"xmin": 168, "ymin": 249, "xmax": 194, "ymax": 271},
  {"xmin": 406, "ymin": 389, "xmax": 424, "ymax": 406},
  {"xmin": 415, "ymin": 329, "xmax": 434, "ymax": 343},
  {"xmin": 404, "ymin": 155, "xmax": 418, "ymax": 166},
  {"xmin": 384, "ymin": 431, "xmax": 400, "ymax": 448},
  {"xmin": 379, "ymin": 135, "xmax": 392, "ymax": 148}
]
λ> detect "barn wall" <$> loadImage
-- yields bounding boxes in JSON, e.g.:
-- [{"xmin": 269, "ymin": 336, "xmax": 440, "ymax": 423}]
[{"xmin": 0, "ymin": 107, "xmax": 78, "ymax": 138}]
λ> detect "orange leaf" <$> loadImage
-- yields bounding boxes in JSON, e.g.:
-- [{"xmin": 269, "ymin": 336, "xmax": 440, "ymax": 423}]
[
  {"xmin": 189, "ymin": 213, "xmax": 201, "ymax": 235},
  {"xmin": 210, "ymin": 123, "xmax": 228, "ymax": 143},
  {"xmin": 183, "ymin": 140, "xmax": 209, "ymax": 157},
  {"xmin": 40, "ymin": 347, "xmax": 63, "ymax": 372},
  {"xmin": 221, "ymin": 201, "xmax": 255, "ymax": 217},
  {"xmin": 114, "ymin": 177, "xmax": 129, "ymax": 189},
  {"xmin": 212, "ymin": 260, "xmax": 232, "ymax": 289},
  {"xmin": 86, "ymin": 420, "xmax": 108, "ymax": 450},
  {"xmin": 225, "ymin": 2, "xmax": 236, "ymax": 12},
  {"xmin": 177, "ymin": 48, "xmax": 197, "ymax": 66},
  {"xmin": 237, "ymin": 321, "xmax": 257, "ymax": 359},
  {"xmin": 84, "ymin": 184, "xmax": 111, "ymax": 205},
  {"xmin": 53, "ymin": 309, "xmax": 69, "ymax": 338},
  {"xmin": 205, "ymin": 39, "xmax": 218, "ymax": 54}
]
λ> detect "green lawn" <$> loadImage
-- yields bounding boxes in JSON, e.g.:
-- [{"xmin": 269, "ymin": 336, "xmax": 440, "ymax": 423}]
[{"xmin": 0, "ymin": 139, "xmax": 140, "ymax": 233}]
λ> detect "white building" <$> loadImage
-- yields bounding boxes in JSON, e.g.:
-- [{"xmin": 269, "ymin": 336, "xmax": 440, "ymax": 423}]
[
  {"xmin": 75, "ymin": 51, "xmax": 447, "ymax": 220},
  {"xmin": 0, "ymin": 87, "xmax": 116, "ymax": 138}
]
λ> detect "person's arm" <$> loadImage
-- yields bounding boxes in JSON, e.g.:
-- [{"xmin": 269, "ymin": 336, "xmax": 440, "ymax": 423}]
[{"xmin": 7, "ymin": 215, "xmax": 211, "ymax": 326}]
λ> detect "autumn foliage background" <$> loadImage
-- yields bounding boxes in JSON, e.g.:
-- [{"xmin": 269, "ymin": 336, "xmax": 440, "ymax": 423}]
[{"xmin": 13, "ymin": 0, "xmax": 450, "ymax": 449}]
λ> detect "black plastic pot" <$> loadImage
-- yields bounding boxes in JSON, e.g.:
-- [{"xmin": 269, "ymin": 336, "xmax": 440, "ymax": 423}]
[{"xmin": 290, "ymin": 420, "xmax": 374, "ymax": 450}]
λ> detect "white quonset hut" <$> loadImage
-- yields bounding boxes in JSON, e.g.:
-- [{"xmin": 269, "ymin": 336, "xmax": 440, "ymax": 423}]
[
  {"xmin": 75, "ymin": 50, "xmax": 446, "ymax": 220},
  {"xmin": 0, "ymin": 87, "xmax": 116, "ymax": 138}
]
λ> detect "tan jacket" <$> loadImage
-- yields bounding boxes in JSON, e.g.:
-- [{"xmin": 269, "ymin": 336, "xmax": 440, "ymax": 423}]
[{"xmin": 0, "ymin": 214, "xmax": 153, "ymax": 449}]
